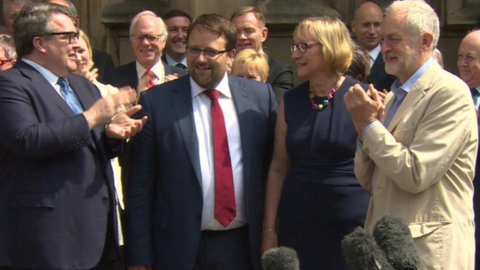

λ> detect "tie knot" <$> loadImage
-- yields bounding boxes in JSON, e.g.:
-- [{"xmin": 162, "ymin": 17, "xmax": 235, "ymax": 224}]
[
  {"xmin": 204, "ymin": 89, "xmax": 220, "ymax": 101},
  {"xmin": 57, "ymin": 77, "xmax": 68, "ymax": 87},
  {"xmin": 471, "ymin": 88, "xmax": 479, "ymax": 97},
  {"xmin": 145, "ymin": 70, "xmax": 155, "ymax": 79},
  {"xmin": 176, "ymin": 63, "xmax": 187, "ymax": 69}
]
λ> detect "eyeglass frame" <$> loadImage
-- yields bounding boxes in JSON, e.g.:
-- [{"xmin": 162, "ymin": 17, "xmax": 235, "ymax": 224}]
[
  {"xmin": 0, "ymin": 59, "xmax": 15, "ymax": 66},
  {"xmin": 130, "ymin": 34, "xmax": 164, "ymax": 43},
  {"xmin": 42, "ymin": 31, "xmax": 80, "ymax": 44},
  {"xmin": 290, "ymin": 41, "xmax": 320, "ymax": 53},
  {"xmin": 186, "ymin": 47, "xmax": 228, "ymax": 59}
]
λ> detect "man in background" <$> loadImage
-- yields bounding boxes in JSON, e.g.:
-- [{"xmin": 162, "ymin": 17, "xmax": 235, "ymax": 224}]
[
  {"xmin": 458, "ymin": 29, "xmax": 480, "ymax": 270},
  {"xmin": 351, "ymin": 1, "xmax": 396, "ymax": 91},
  {"xmin": 0, "ymin": 0, "xmax": 29, "ymax": 35},
  {"xmin": 105, "ymin": 10, "xmax": 186, "ymax": 92},
  {"xmin": 231, "ymin": 6, "xmax": 293, "ymax": 103},
  {"xmin": 161, "ymin": 9, "xmax": 191, "ymax": 69}
]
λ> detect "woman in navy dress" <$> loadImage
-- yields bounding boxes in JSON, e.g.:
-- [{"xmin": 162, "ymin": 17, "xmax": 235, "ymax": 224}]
[{"xmin": 261, "ymin": 17, "xmax": 370, "ymax": 270}]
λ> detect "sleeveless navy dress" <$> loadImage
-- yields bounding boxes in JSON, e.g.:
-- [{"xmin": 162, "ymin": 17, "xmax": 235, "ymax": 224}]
[{"xmin": 278, "ymin": 77, "xmax": 370, "ymax": 270}]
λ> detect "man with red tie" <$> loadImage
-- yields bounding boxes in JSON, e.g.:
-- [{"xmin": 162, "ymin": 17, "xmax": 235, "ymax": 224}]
[
  {"xmin": 124, "ymin": 13, "xmax": 277, "ymax": 270},
  {"xmin": 104, "ymin": 10, "xmax": 187, "ymax": 93}
]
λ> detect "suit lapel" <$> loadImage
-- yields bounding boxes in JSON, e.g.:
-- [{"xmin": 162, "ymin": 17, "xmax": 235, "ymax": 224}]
[
  {"xmin": 385, "ymin": 63, "xmax": 440, "ymax": 132},
  {"xmin": 18, "ymin": 61, "xmax": 75, "ymax": 117},
  {"xmin": 171, "ymin": 76, "xmax": 202, "ymax": 184},
  {"xmin": 229, "ymin": 76, "xmax": 252, "ymax": 188}
]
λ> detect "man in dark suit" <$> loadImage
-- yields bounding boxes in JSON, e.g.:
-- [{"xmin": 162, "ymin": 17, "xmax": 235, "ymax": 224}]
[
  {"xmin": 105, "ymin": 11, "xmax": 187, "ymax": 93},
  {"xmin": 351, "ymin": 1, "xmax": 396, "ymax": 91},
  {"xmin": 124, "ymin": 14, "xmax": 277, "ymax": 270},
  {"xmin": 231, "ymin": 6, "xmax": 293, "ymax": 103},
  {"xmin": 458, "ymin": 29, "xmax": 480, "ymax": 270},
  {"xmin": 161, "ymin": 9, "xmax": 191, "ymax": 69},
  {"xmin": 0, "ymin": 3, "xmax": 146, "ymax": 270}
]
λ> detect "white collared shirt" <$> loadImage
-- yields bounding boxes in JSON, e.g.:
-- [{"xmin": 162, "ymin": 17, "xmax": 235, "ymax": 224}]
[
  {"xmin": 136, "ymin": 60, "xmax": 165, "ymax": 91},
  {"xmin": 22, "ymin": 58, "xmax": 67, "ymax": 100},
  {"xmin": 190, "ymin": 73, "xmax": 246, "ymax": 230},
  {"xmin": 369, "ymin": 44, "xmax": 381, "ymax": 68},
  {"xmin": 165, "ymin": 53, "xmax": 187, "ymax": 68}
]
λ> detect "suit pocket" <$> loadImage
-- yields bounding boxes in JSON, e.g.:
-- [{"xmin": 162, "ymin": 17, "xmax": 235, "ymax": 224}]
[
  {"xmin": 408, "ymin": 221, "xmax": 452, "ymax": 269},
  {"xmin": 10, "ymin": 193, "xmax": 58, "ymax": 208}
]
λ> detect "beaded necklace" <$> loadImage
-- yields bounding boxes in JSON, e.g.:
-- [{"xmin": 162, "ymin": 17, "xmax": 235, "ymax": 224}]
[{"xmin": 309, "ymin": 76, "xmax": 339, "ymax": 111}]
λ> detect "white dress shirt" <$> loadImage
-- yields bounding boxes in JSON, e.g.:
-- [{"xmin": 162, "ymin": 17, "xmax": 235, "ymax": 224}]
[
  {"xmin": 165, "ymin": 53, "xmax": 187, "ymax": 68},
  {"xmin": 190, "ymin": 73, "xmax": 247, "ymax": 230},
  {"xmin": 369, "ymin": 44, "xmax": 381, "ymax": 68}
]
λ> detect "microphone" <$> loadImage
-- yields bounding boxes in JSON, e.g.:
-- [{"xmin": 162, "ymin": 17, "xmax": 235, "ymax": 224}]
[
  {"xmin": 341, "ymin": 227, "xmax": 395, "ymax": 270},
  {"xmin": 261, "ymin": 246, "xmax": 300, "ymax": 270},
  {"xmin": 373, "ymin": 215, "xmax": 420, "ymax": 270}
]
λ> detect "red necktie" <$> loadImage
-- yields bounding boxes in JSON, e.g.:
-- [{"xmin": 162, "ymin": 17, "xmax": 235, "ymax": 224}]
[
  {"xmin": 204, "ymin": 89, "xmax": 236, "ymax": 227},
  {"xmin": 145, "ymin": 70, "xmax": 156, "ymax": 89}
]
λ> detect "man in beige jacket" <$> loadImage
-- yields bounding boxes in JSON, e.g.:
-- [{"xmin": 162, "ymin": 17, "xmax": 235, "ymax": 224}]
[{"xmin": 344, "ymin": 1, "xmax": 477, "ymax": 269}]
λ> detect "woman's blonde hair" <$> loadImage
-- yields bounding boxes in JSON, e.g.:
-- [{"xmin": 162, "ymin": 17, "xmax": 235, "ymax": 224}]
[
  {"xmin": 293, "ymin": 16, "xmax": 355, "ymax": 75},
  {"xmin": 232, "ymin": 49, "xmax": 269, "ymax": 82},
  {"xmin": 79, "ymin": 29, "xmax": 93, "ymax": 58}
]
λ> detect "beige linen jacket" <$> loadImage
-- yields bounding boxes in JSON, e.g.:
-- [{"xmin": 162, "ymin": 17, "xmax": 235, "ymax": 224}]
[{"xmin": 355, "ymin": 62, "xmax": 477, "ymax": 270}]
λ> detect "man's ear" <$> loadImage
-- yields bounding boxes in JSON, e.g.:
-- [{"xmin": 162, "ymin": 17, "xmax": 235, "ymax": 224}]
[
  {"xmin": 261, "ymin": 26, "xmax": 268, "ymax": 43},
  {"xmin": 33, "ymin": 36, "xmax": 47, "ymax": 53},
  {"xmin": 422, "ymin": 32, "xmax": 434, "ymax": 51}
]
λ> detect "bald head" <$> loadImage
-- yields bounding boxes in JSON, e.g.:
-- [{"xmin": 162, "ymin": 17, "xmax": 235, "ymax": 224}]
[
  {"xmin": 351, "ymin": 1, "xmax": 384, "ymax": 51},
  {"xmin": 458, "ymin": 30, "xmax": 480, "ymax": 88}
]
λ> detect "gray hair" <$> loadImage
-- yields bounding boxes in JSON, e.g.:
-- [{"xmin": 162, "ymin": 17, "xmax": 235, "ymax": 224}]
[
  {"xmin": 0, "ymin": 34, "xmax": 16, "ymax": 59},
  {"xmin": 385, "ymin": 0, "xmax": 439, "ymax": 51},
  {"xmin": 129, "ymin": 10, "xmax": 168, "ymax": 42},
  {"xmin": 3, "ymin": 0, "xmax": 29, "ymax": 14},
  {"xmin": 13, "ymin": 2, "xmax": 74, "ymax": 57}
]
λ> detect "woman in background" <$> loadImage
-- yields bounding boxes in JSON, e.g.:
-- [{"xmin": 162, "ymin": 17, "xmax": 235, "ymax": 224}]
[
  {"xmin": 232, "ymin": 48, "xmax": 269, "ymax": 83},
  {"xmin": 261, "ymin": 17, "xmax": 370, "ymax": 270}
]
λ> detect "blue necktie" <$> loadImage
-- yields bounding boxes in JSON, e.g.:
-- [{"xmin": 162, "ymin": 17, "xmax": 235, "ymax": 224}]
[{"xmin": 57, "ymin": 78, "xmax": 83, "ymax": 114}]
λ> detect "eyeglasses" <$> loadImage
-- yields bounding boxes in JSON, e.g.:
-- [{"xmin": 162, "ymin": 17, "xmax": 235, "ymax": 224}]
[
  {"xmin": 0, "ymin": 59, "xmax": 15, "ymax": 66},
  {"xmin": 290, "ymin": 41, "xmax": 320, "ymax": 53},
  {"xmin": 186, "ymin": 47, "xmax": 227, "ymax": 59},
  {"xmin": 43, "ymin": 31, "xmax": 80, "ymax": 44},
  {"xmin": 130, "ymin": 35, "xmax": 163, "ymax": 43}
]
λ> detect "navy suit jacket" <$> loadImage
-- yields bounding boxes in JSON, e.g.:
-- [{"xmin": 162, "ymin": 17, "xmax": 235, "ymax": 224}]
[
  {"xmin": 124, "ymin": 75, "xmax": 277, "ymax": 270},
  {"xmin": 366, "ymin": 55, "xmax": 396, "ymax": 91},
  {"xmin": 267, "ymin": 58, "xmax": 293, "ymax": 103},
  {"xmin": 0, "ymin": 61, "xmax": 118, "ymax": 269},
  {"xmin": 104, "ymin": 61, "xmax": 187, "ymax": 91}
]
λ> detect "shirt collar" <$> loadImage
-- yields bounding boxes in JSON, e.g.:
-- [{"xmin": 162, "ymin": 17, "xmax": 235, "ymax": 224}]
[
  {"xmin": 190, "ymin": 73, "xmax": 231, "ymax": 98},
  {"xmin": 22, "ymin": 58, "xmax": 60, "ymax": 88},
  {"xmin": 165, "ymin": 53, "xmax": 187, "ymax": 67},
  {"xmin": 391, "ymin": 57, "xmax": 435, "ymax": 99},
  {"xmin": 369, "ymin": 44, "xmax": 381, "ymax": 62},
  {"xmin": 136, "ymin": 60, "xmax": 164, "ymax": 79}
]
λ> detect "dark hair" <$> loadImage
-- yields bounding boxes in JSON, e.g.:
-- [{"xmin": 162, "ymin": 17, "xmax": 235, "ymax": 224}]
[
  {"xmin": 13, "ymin": 2, "xmax": 74, "ymax": 57},
  {"xmin": 345, "ymin": 49, "xmax": 370, "ymax": 83},
  {"xmin": 187, "ymin": 13, "xmax": 237, "ymax": 51},
  {"xmin": 162, "ymin": 9, "xmax": 192, "ymax": 23}
]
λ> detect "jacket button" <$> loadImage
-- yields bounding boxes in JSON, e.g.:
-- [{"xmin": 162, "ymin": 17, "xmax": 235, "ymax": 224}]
[{"xmin": 102, "ymin": 197, "xmax": 108, "ymax": 203}]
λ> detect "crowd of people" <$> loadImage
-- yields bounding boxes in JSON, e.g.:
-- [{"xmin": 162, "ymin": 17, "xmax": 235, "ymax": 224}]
[{"xmin": 0, "ymin": 0, "xmax": 479, "ymax": 270}]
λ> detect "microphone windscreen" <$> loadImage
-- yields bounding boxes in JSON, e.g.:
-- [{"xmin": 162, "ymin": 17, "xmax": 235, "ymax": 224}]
[
  {"xmin": 341, "ymin": 227, "xmax": 395, "ymax": 270},
  {"xmin": 373, "ymin": 215, "xmax": 420, "ymax": 270},
  {"xmin": 261, "ymin": 246, "xmax": 300, "ymax": 270}
]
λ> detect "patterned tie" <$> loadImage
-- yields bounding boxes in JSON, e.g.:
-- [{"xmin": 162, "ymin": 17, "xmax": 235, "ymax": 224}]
[
  {"xmin": 204, "ymin": 89, "xmax": 236, "ymax": 227},
  {"xmin": 57, "ymin": 78, "xmax": 83, "ymax": 114},
  {"xmin": 145, "ymin": 70, "xmax": 156, "ymax": 89},
  {"xmin": 175, "ymin": 63, "xmax": 187, "ymax": 69}
]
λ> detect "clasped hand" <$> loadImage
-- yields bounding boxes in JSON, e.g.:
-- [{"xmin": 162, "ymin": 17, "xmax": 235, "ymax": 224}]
[
  {"xmin": 344, "ymin": 84, "xmax": 384, "ymax": 139},
  {"xmin": 83, "ymin": 87, "xmax": 148, "ymax": 139}
]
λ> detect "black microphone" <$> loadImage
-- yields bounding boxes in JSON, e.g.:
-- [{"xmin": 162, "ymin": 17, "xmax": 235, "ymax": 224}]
[
  {"xmin": 261, "ymin": 246, "xmax": 300, "ymax": 270},
  {"xmin": 341, "ymin": 227, "xmax": 395, "ymax": 270},
  {"xmin": 373, "ymin": 215, "xmax": 420, "ymax": 270}
]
